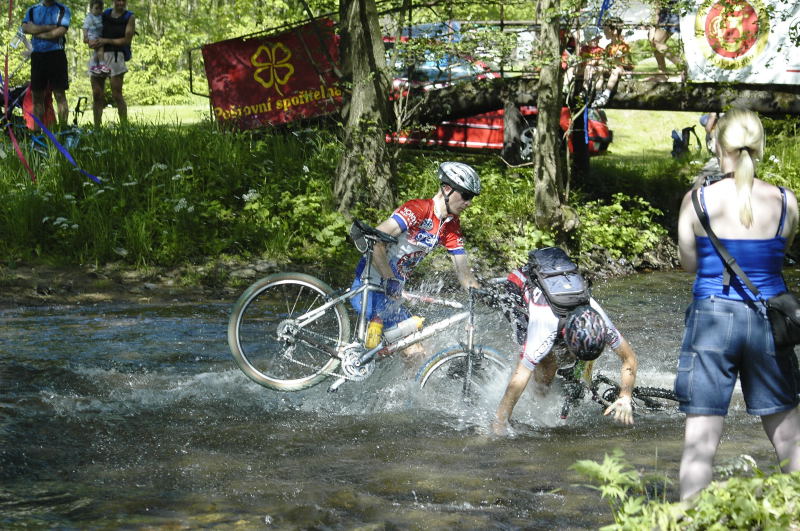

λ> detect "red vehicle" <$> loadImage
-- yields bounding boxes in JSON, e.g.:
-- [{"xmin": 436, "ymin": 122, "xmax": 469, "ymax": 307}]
[{"xmin": 389, "ymin": 105, "xmax": 613, "ymax": 159}]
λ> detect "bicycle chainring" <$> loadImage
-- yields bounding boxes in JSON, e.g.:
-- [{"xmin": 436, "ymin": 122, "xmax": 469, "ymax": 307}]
[{"xmin": 340, "ymin": 345, "xmax": 375, "ymax": 381}]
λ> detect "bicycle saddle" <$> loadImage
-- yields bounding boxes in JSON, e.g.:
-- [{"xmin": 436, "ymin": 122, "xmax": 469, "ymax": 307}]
[{"xmin": 350, "ymin": 219, "xmax": 398, "ymax": 253}]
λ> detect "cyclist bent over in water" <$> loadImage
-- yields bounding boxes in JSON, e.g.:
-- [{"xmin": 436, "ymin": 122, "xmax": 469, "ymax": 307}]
[
  {"xmin": 491, "ymin": 260, "xmax": 639, "ymax": 435},
  {"xmin": 350, "ymin": 162, "xmax": 482, "ymax": 363}
]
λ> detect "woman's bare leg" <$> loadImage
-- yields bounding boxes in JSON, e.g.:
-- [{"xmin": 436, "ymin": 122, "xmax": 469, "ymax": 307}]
[{"xmin": 679, "ymin": 414, "xmax": 724, "ymax": 500}]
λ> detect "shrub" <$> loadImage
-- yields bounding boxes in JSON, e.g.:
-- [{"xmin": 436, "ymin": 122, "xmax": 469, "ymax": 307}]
[
  {"xmin": 572, "ymin": 450, "xmax": 800, "ymax": 530},
  {"xmin": 575, "ymin": 193, "xmax": 668, "ymax": 259}
]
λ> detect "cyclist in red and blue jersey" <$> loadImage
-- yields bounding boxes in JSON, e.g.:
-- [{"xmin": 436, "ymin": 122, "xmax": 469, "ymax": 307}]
[{"xmin": 350, "ymin": 162, "xmax": 481, "ymax": 362}]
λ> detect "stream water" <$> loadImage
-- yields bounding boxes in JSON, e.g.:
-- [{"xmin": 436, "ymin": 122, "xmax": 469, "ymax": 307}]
[{"xmin": 1, "ymin": 270, "xmax": 795, "ymax": 529}]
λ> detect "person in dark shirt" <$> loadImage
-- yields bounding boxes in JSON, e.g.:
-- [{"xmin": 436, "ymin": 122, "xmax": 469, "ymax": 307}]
[{"xmin": 85, "ymin": 0, "xmax": 135, "ymax": 126}]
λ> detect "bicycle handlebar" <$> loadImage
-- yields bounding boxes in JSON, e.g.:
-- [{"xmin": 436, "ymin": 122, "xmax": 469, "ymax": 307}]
[
  {"xmin": 352, "ymin": 219, "xmax": 398, "ymax": 245},
  {"xmin": 470, "ymin": 278, "xmax": 511, "ymax": 308}
]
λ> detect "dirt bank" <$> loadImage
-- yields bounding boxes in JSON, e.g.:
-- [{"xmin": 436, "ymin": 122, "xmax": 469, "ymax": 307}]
[
  {"xmin": 0, "ymin": 260, "xmax": 282, "ymax": 308},
  {"xmin": 0, "ymin": 241, "xmax": 679, "ymax": 308}
]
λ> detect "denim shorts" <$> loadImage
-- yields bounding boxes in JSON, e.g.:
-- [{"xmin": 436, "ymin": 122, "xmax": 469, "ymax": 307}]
[{"xmin": 674, "ymin": 296, "xmax": 800, "ymax": 416}]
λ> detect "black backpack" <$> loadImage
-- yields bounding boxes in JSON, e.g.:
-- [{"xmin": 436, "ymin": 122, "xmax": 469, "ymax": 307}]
[
  {"xmin": 671, "ymin": 125, "xmax": 702, "ymax": 158},
  {"xmin": 498, "ymin": 248, "xmax": 591, "ymax": 345},
  {"xmin": 527, "ymin": 247, "xmax": 591, "ymax": 318}
]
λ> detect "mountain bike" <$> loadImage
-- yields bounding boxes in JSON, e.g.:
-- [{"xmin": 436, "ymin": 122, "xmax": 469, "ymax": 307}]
[
  {"xmin": 558, "ymin": 360, "xmax": 679, "ymax": 419},
  {"xmin": 227, "ymin": 219, "xmax": 510, "ymax": 393},
  {"xmin": 2, "ymin": 82, "xmax": 87, "ymax": 156}
]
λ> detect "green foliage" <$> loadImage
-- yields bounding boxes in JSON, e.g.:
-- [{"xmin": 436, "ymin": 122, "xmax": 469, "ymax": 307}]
[
  {"xmin": 461, "ymin": 165, "xmax": 554, "ymax": 268},
  {"xmin": 575, "ymin": 193, "xmax": 668, "ymax": 259},
  {"xmin": 571, "ymin": 448, "xmax": 665, "ymax": 520},
  {"xmin": 573, "ymin": 450, "xmax": 800, "ymax": 530},
  {"xmin": 2, "ymin": 113, "xmax": 798, "ymax": 276},
  {"xmin": 0, "ymin": 122, "xmax": 348, "ymax": 267}
]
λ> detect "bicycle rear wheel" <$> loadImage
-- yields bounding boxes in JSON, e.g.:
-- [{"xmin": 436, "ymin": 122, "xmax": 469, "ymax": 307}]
[
  {"xmin": 416, "ymin": 346, "xmax": 510, "ymax": 403},
  {"xmin": 227, "ymin": 272, "xmax": 350, "ymax": 391}
]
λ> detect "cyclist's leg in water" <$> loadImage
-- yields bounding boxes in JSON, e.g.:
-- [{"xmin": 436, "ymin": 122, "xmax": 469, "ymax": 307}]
[
  {"xmin": 679, "ymin": 414, "xmax": 724, "ymax": 500},
  {"xmin": 400, "ymin": 343, "xmax": 427, "ymax": 368}
]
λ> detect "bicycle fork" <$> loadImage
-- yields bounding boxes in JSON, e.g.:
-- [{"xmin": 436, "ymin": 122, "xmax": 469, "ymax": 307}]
[{"xmin": 460, "ymin": 291, "xmax": 478, "ymax": 399}]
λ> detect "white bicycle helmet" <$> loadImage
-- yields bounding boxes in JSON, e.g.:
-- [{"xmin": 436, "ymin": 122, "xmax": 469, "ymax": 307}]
[{"xmin": 438, "ymin": 162, "xmax": 481, "ymax": 196}]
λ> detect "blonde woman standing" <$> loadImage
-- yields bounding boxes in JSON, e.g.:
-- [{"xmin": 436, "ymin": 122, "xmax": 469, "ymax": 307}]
[{"xmin": 676, "ymin": 108, "xmax": 800, "ymax": 499}]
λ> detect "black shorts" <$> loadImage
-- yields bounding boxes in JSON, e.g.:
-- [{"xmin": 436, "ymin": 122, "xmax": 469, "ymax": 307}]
[{"xmin": 30, "ymin": 49, "xmax": 69, "ymax": 92}]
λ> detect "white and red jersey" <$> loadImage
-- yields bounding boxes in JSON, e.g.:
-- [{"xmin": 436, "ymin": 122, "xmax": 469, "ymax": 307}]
[
  {"xmin": 505, "ymin": 267, "xmax": 623, "ymax": 369},
  {"xmin": 356, "ymin": 199, "xmax": 465, "ymax": 285}
]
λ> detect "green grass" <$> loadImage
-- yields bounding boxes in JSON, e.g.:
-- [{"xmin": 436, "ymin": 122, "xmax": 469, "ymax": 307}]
[
  {"xmin": 604, "ymin": 109, "xmax": 700, "ymax": 158},
  {"xmin": 74, "ymin": 102, "xmax": 211, "ymax": 127}
]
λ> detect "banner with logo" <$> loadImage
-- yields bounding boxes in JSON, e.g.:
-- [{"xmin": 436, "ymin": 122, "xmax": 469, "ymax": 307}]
[
  {"xmin": 680, "ymin": 0, "xmax": 800, "ymax": 84},
  {"xmin": 202, "ymin": 19, "xmax": 342, "ymax": 129}
]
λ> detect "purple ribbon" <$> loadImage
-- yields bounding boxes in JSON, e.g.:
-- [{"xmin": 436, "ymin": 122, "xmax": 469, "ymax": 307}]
[{"xmin": 27, "ymin": 111, "xmax": 102, "ymax": 184}]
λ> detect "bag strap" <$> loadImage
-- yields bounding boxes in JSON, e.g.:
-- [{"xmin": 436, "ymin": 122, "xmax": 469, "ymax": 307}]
[{"xmin": 690, "ymin": 188, "xmax": 764, "ymax": 302}]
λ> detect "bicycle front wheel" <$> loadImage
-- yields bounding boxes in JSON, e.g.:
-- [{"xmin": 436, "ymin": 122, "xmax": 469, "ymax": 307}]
[
  {"xmin": 416, "ymin": 346, "xmax": 510, "ymax": 403},
  {"xmin": 227, "ymin": 272, "xmax": 351, "ymax": 391},
  {"xmin": 631, "ymin": 387, "xmax": 680, "ymax": 413}
]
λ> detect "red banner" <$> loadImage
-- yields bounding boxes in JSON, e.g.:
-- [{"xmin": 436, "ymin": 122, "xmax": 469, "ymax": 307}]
[{"xmin": 202, "ymin": 19, "xmax": 342, "ymax": 129}]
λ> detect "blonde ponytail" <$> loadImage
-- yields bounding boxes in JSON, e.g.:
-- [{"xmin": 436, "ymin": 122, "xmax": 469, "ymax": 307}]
[
  {"xmin": 715, "ymin": 109, "xmax": 764, "ymax": 228},
  {"xmin": 735, "ymin": 148, "xmax": 755, "ymax": 227}
]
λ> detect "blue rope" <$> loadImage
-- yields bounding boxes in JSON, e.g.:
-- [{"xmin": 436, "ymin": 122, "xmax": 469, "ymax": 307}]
[
  {"xmin": 27, "ymin": 111, "xmax": 101, "ymax": 184},
  {"xmin": 596, "ymin": 0, "xmax": 614, "ymax": 26}
]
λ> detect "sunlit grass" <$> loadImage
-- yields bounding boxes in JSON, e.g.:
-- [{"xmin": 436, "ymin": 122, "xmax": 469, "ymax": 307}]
[
  {"xmin": 73, "ymin": 101, "xmax": 211, "ymax": 126},
  {"xmin": 604, "ymin": 109, "xmax": 701, "ymax": 158}
]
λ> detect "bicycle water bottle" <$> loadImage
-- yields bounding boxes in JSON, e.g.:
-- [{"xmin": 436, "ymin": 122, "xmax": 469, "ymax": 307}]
[
  {"xmin": 365, "ymin": 317, "xmax": 383, "ymax": 348},
  {"xmin": 383, "ymin": 316, "xmax": 424, "ymax": 344}
]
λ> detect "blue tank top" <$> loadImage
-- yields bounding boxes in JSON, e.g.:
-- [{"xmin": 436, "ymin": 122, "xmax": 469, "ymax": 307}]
[{"xmin": 693, "ymin": 186, "xmax": 788, "ymax": 301}]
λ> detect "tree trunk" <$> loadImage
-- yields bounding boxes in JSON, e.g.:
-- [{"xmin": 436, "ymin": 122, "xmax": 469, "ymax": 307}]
[
  {"xmin": 334, "ymin": 0, "xmax": 394, "ymax": 214},
  {"xmin": 501, "ymin": 91, "xmax": 523, "ymax": 165},
  {"xmin": 531, "ymin": 0, "xmax": 567, "ymax": 234},
  {"xmin": 569, "ymin": 108, "xmax": 590, "ymax": 187},
  {"xmin": 401, "ymin": 79, "xmax": 800, "ymax": 127}
]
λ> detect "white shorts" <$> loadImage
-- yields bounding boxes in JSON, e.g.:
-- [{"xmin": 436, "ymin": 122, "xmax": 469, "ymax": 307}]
[{"xmin": 88, "ymin": 51, "xmax": 128, "ymax": 77}]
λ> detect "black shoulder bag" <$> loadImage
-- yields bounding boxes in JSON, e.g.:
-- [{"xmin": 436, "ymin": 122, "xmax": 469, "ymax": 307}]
[{"xmin": 691, "ymin": 188, "xmax": 800, "ymax": 349}]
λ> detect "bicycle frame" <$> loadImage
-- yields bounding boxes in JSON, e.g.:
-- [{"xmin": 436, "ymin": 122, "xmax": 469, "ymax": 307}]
[{"xmin": 558, "ymin": 361, "xmax": 612, "ymax": 419}]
